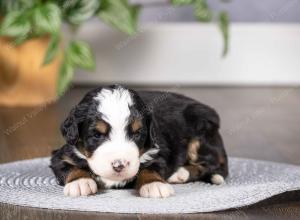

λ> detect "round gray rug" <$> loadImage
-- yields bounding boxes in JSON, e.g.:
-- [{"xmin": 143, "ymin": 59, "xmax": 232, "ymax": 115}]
[{"xmin": 0, "ymin": 157, "xmax": 299, "ymax": 214}]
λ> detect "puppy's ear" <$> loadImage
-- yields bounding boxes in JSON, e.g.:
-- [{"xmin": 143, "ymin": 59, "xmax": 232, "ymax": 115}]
[
  {"xmin": 147, "ymin": 115, "xmax": 161, "ymax": 148},
  {"xmin": 61, "ymin": 103, "xmax": 87, "ymax": 145},
  {"xmin": 184, "ymin": 104, "xmax": 220, "ymax": 134}
]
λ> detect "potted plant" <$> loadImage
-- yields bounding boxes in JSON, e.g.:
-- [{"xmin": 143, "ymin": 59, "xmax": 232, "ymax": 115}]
[{"xmin": 0, "ymin": 0, "xmax": 229, "ymax": 106}]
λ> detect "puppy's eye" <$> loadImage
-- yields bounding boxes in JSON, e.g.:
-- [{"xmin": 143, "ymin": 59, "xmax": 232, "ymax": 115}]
[{"xmin": 93, "ymin": 131, "xmax": 103, "ymax": 138}]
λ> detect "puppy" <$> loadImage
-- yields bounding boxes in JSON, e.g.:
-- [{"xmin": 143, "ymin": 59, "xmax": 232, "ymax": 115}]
[{"xmin": 50, "ymin": 85, "xmax": 228, "ymax": 198}]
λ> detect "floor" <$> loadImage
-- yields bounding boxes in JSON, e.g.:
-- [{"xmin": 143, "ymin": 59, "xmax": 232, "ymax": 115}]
[{"xmin": 0, "ymin": 86, "xmax": 299, "ymax": 219}]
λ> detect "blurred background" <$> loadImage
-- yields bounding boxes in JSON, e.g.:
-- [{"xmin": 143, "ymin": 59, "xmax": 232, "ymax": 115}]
[
  {"xmin": 139, "ymin": 0, "xmax": 300, "ymax": 22},
  {"xmin": 0, "ymin": 0, "xmax": 299, "ymax": 166}
]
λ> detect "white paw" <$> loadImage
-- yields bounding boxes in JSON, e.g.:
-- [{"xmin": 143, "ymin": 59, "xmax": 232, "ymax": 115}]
[
  {"xmin": 64, "ymin": 178, "xmax": 98, "ymax": 197},
  {"xmin": 139, "ymin": 182, "xmax": 175, "ymax": 198},
  {"xmin": 211, "ymin": 174, "xmax": 225, "ymax": 185},
  {"xmin": 167, "ymin": 167, "xmax": 190, "ymax": 183}
]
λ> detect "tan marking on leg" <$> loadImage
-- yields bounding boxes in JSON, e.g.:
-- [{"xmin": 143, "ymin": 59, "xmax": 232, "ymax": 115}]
[
  {"xmin": 187, "ymin": 139, "xmax": 200, "ymax": 162},
  {"xmin": 218, "ymin": 154, "xmax": 226, "ymax": 165},
  {"xmin": 184, "ymin": 164, "xmax": 205, "ymax": 182},
  {"xmin": 66, "ymin": 168, "xmax": 91, "ymax": 183},
  {"xmin": 136, "ymin": 169, "xmax": 174, "ymax": 198},
  {"xmin": 135, "ymin": 169, "xmax": 164, "ymax": 190}
]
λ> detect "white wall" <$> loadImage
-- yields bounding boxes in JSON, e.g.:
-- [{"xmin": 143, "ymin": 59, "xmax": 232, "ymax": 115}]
[
  {"xmin": 73, "ymin": 23, "xmax": 300, "ymax": 86},
  {"xmin": 135, "ymin": 0, "xmax": 300, "ymax": 23}
]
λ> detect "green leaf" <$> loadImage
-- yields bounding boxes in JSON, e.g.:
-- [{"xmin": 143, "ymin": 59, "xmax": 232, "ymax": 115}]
[
  {"xmin": 0, "ymin": 11, "xmax": 31, "ymax": 37},
  {"xmin": 33, "ymin": 3, "xmax": 62, "ymax": 34},
  {"xmin": 0, "ymin": 1, "xmax": 19, "ymax": 14},
  {"xmin": 43, "ymin": 34, "xmax": 60, "ymax": 66},
  {"xmin": 57, "ymin": 40, "xmax": 95, "ymax": 96},
  {"xmin": 0, "ymin": 0, "xmax": 35, "ymax": 14},
  {"xmin": 57, "ymin": 59, "xmax": 74, "ymax": 96},
  {"xmin": 61, "ymin": 0, "xmax": 100, "ymax": 25},
  {"xmin": 218, "ymin": 11, "xmax": 229, "ymax": 56},
  {"xmin": 171, "ymin": 0, "xmax": 194, "ymax": 5},
  {"xmin": 67, "ymin": 40, "xmax": 95, "ymax": 70},
  {"xmin": 98, "ymin": 0, "xmax": 140, "ymax": 35},
  {"xmin": 194, "ymin": 0, "xmax": 212, "ymax": 22}
]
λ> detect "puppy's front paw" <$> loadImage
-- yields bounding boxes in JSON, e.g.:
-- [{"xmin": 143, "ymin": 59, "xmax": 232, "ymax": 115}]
[
  {"xmin": 139, "ymin": 182, "xmax": 175, "ymax": 198},
  {"xmin": 167, "ymin": 167, "xmax": 190, "ymax": 183},
  {"xmin": 64, "ymin": 178, "xmax": 98, "ymax": 197}
]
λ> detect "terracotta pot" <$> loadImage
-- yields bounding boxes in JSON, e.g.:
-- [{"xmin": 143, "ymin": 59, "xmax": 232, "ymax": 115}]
[{"xmin": 0, "ymin": 36, "xmax": 62, "ymax": 106}]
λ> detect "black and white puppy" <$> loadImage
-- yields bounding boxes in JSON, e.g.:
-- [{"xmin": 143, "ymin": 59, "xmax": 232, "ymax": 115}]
[{"xmin": 50, "ymin": 85, "xmax": 228, "ymax": 198}]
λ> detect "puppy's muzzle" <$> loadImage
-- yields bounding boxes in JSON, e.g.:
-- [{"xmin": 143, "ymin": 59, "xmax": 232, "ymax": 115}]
[{"xmin": 111, "ymin": 159, "xmax": 129, "ymax": 173}]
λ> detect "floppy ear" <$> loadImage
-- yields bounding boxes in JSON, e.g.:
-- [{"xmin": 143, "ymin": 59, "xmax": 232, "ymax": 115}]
[
  {"xmin": 147, "ymin": 114, "xmax": 163, "ymax": 148},
  {"xmin": 60, "ymin": 103, "xmax": 87, "ymax": 145}
]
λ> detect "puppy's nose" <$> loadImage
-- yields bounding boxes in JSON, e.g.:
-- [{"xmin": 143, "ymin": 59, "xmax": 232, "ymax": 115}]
[{"xmin": 111, "ymin": 159, "xmax": 129, "ymax": 173}]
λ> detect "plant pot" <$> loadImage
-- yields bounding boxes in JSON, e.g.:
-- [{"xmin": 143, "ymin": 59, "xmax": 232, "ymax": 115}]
[{"xmin": 0, "ymin": 36, "xmax": 61, "ymax": 107}]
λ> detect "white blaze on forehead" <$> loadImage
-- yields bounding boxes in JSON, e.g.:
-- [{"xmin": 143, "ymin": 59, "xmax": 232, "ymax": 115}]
[
  {"xmin": 94, "ymin": 87, "xmax": 133, "ymax": 131},
  {"xmin": 90, "ymin": 87, "xmax": 140, "ymax": 181}
]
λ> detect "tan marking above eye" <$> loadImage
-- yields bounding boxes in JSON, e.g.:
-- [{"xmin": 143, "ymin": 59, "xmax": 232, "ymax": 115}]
[
  {"xmin": 96, "ymin": 120, "xmax": 108, "ymax": 134},
  {"xmin": 131, "ymin": 119, "xmax": 142, "ymax": 133}
]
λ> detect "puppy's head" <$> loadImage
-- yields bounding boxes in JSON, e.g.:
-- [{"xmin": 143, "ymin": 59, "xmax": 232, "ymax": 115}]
[{"xmin": 61, "ymin": 85, "xmax": 149, "ymax": 182}]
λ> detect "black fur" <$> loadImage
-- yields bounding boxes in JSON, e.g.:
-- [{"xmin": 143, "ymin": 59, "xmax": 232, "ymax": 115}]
[{"xmin": 50, "ymin": 85, "xmax": 228, "ymax": 187}]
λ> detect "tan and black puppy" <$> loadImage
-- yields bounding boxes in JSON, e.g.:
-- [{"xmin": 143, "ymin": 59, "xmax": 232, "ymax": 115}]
[{"xmin": 50, "ymin": 85, "xmax": 228, "ymax": 198}]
